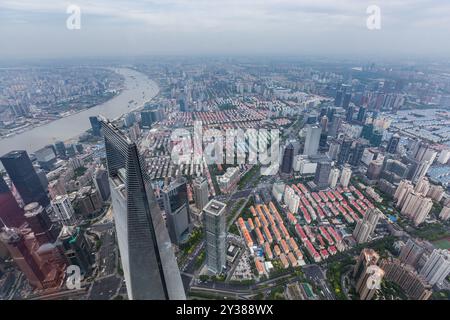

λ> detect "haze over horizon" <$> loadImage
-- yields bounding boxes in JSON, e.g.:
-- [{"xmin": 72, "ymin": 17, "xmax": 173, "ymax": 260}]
[{"xmin": 0, "ymin": 0, "xmax": 450, "ymax": 60}]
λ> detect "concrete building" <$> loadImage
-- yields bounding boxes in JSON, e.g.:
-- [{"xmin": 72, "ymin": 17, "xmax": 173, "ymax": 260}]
[
  {"xmin": 399, "ymin": 238, "xmax": 426, "ymax": 268},
  {"xmin": 204, "ymin": 200, "xmax": 227, "ymax": 274},
  {"xmin": 314, "ymin": 161, "xmax": 332, "ymax": 190},
  {"xmin": 193, "ymin": 176, "xmax": 209, "ymax": 211},
  {"xmin": 339, "ymin": 165, "xmax": 352, "ymax": 188},
  {"xmin": 420, "ymin": 249, "xmax": 450, "ymax": 286},
  {"xmin": 51, "ymin": 194, "xmax": 76, "ymax": 226},
  {"xmin": 439, "ymin": 206, "xmax": 450, "ymax": 221},
  {"xmin": 353, "ymin": 249, "xmax": 382, "ymax": 300},
  {"xmin": 380, "ymin": 258, "xmax": 432, "ymax": 300},
  {"xmin": 328, "ymin": 168, "xmax": 340, "ymax": 189},
  {"xmin": 353, "ymin": 208, "xmax": 381, "ymax": 244},
  {"xmin": 303, "ymin": 125, "xmax": 321, "ymax": 156},
  {"xmin": 162, "ymin": 177, "xmax": 191, "ymax": 245}
]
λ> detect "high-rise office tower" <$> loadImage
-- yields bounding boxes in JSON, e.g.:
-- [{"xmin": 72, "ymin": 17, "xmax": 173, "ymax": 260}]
[
  {"xmin": 34, "ymin": 145, "xmax": 57, "ymax": 171},
  {"xmin": 340, "ymin": 165, "xmax": 352, "ymax": 187},
  {"xmin": 334, "ymin": 90, "xmax": 343, "ymax": 107},
  {"xmin": 0, "ymin": 175, "xmax": 25, "ymax": 228},
  {"xmin": 51, "ymin": 195, "xmax": 76, "ymax": 226},
  {"xmin": 420, "ymin": 249, "xmax": 450, "ymax": 286},
  {"xmin": 89, "ymin": 116, "xmax": 102, "ymax": 137},
  {"xmin": 204, "ymin": 200, "xmax": 227, "ymax": 274},
  {"xmin": 93, "ymin": 167, "xmax": 111, "ymax": 202},
  {"xmin": 349, "ymin": 140, "xmax": 368, "ymax": 166},
  {"xmin": 303, "ymin": 125, "xmax": 321, "ymax": 156},
  {"xmin": 281, "ymin": 143, "xmax": 294, "ymax": 174},
  {"xmin": 54, "ymin": 141, "xmax": 67, "ymax": 159},
  {"xmin": 0, "ymin": 227, "xmax": 45, "ymax": 289},
  {"xmin": 162, "ymin": 177, "xmax": 191, "ymax": 245},
  {"xmin": 342, "ymin": 92, "xmax": 352, "ymax": 109},
  {"xmin": 370, "ymin": 130, "xmax": 383, "ymax": 147},
  {"xmin": 361, "ymin": 123, "xmax": 374, "ymax": 140},
  {"xmin": 399, "ymin": 238, "xmax": 425, "ymax": 268},
  {"xmin": 1, "ymin": 150, "xmax": 50, "ymax": 208},
  {"xmin": 353, "ymin": 249, "xmax": 383, "ymax": 300},
  {"xmin": 23, "ymin": 202, "xmax": 58, "ymax": 246},
  {"xmin": 353, "ymin": 208, "xmax": 381, "ymax": 244},
  {"xmin": 314, "ymin": 160, "xmax": 332, "ymax": 190},
  {"xmin": 337, "ymin": 139, "xmax": 352, "ymax": 165},
  {"xmin": 366, "ymin": 159, "xmax": 383, "ymax": 180},
  {"xmin": 100, "ymin": 117, "xmax": 185, "ymax": 300},
  {"xmin": 386, "ymin": 134, "xmax": 400, "ymax": 154},
  {"xmin": 328, "ymin": 168, "xmax": 340, "ymax": 189},
  {"xmin": 345, "ymin": 105, "xmax": 355, "ymax": 122},
  {"xmin": 193, "ymin": 176, "xmax": 209, "ymax": 211},
  {"xmin": 357, "ymin": 106, "xmax": 367, "ymax": 123},
  {"xmin": 58, "ymin": 225, "xmax": 92, "ymax": 275}
]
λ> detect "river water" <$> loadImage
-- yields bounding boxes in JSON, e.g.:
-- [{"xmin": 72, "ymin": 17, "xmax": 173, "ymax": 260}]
[{"xmin": 0, "ymin": 68, "xmax": 159, "ymax": 155}]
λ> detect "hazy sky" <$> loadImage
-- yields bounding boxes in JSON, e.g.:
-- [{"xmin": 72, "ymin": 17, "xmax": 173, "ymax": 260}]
[{"xmin": 1, "ymin": 0, "xmax": 450, "ymax": 59}]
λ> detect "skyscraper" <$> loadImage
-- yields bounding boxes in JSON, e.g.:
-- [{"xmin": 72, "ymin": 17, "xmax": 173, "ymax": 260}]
[
  {"xmin": 386, "ymin": 134, "xmax": 400, "ymax": 154},
  {"xmin": 342, "ymin": 92, "xmax": 352, "ymax": 109},
  {"xmin": 162, "ymin": 177, "xmax": 191, "ymax": 245},
  {"xmin": 93, "ymin": 167, "xmax": 111, "ymax": 202},
  {"xmin": 339, "ymin": 165, "xmax": 352, "ymax": 188},
  {"xmin": 420, "ymin": 249, "xmax": 450, "ymax": 286},
  {"xmin": 57, "ymin": 225, "xmax": 92, "ymax": 275},
  {"xmin": 89, "ymin": 116, "xmax": 102, "ymax": 137},
  {"xmin": 353, "ymin": 208, "xmax": 381, "ymax": 244},
  {"xmin": 204, "ymin": 199, "xmax": 227, "ymax": 274},
  {"xmin": 23, "ymin": 202, "xmax": 58, "ymax": 246},
  {"xmin": 337, "ymin": 139, "xmax": 352, "ymax": 165},
  {"xmin": 0, "ymin": 175, "xmax": 25, "ymax": 228},
  {"xmin": 345, "ymin": 105, "xmax": 354, "ymax": 122},
  {"xmin": 54, "ymin": 141, "xmax": 67, "ymax": 159},
  {"xmin": 357, "ymin": 106, "xmax": 367, "ymax": 123},
  {"xmin": 314, "ymin": 160, "xmax": 332, "ymax": 189},
  {"xmin": 193, "ymin": 176, "xmax": 209, "ymax": 211},
  {"xmin": 328, "ymin": 168, "xmax": 340, "ymax": 189},
  {"xmin": 51, "ymin": 195, "xmax": 76, "ymax": 226},
  {"xmin": 303, "ymin": 125, "xmax": 322, "ymax": 156},
  {"xmin": 399, "ymin": 238, "xmax": 425, "ymax": 268},
  {"xmin": 1, "ymin": 150, "xmax": 50, "ymax": 208},
  {"xmin": 0, "ymin": 228, "xmax": 46, "ymax": 289},
  {"xmin": 100, "ymin": 117, "xmax": 185, "ymax": 300},
  {"xmin": 281, "ymin": 143, "xmax": 294, "ymax": 174},
  {"xmin": 353, "ymin": 249, "xmax": 383, "ymax": 300}
]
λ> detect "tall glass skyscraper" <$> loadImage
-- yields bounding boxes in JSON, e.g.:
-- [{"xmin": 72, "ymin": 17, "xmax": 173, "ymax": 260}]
[
  {"xmin": 1, "ymin": 150, "xmax": 50, "ymax": 207},
  {"xmin": 162, "ymin": 176, "xmax": 191, "ymax": 245},
  {"xmin": 0, "ymin": 175, "xmax": 25, "ymax": 228},
  {"xmin": 100, "ymin": 117, "xmax": 185, "ymax": 300}
]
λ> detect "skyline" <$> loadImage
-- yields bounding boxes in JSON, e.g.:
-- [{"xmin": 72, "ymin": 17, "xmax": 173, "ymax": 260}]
[{"xmin": 1, "ymin": 0, "xmax": 450, "ymax": 59}]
